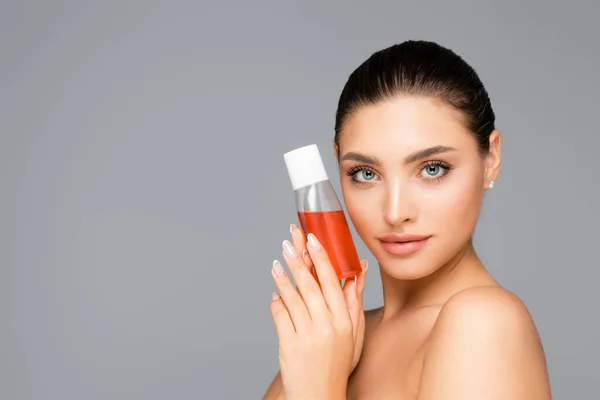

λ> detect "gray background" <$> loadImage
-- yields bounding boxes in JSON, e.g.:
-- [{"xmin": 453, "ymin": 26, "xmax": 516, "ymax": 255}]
[{"xmin": 1, "ymin": 0, "xmax": 598, "ymax": 399}]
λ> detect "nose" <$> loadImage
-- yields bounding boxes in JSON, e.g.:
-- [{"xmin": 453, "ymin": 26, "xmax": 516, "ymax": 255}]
[{"xmin": 383, "ymin": 179, "xmax": 417, "ymax": 226}]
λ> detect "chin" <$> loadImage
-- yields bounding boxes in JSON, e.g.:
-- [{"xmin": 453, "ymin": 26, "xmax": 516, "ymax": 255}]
[
  {"xmin": 368, "ymin": 237, "xmax": 453, "ymax": 281},
  {"xmin": 374, "ymin": 238, "xmax": 472, "ymax": 281},
  {"xmin": 378, "ymin": 257, "xmax": 440, "ymax": 281}
]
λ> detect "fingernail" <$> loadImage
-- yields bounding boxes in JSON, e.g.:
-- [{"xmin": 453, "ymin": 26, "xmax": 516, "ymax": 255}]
[
  {"xmin": 307, "ymin": 233, "xmax": 321, "ymax": 250},
  {"xmin": 364, "ymin": 260, "xmax": 369, "ymax": 272},
  {"xmin": 272, "ymin": 260, "xmax": 285, "ymax": 276},
  {"xmin": 282, "ymin": 240, "xmax": 297, "ymax": 258},
  {"xmin": 290, "ymin": 223, "xmax": 296, "ymax": 235},
  {"xmin": 302, "ymin": 249, "xmax": 306, "ymax": 259},
  {"xmin": 272, "ymin": 291, "xmax": 280, "ymax": 300}
]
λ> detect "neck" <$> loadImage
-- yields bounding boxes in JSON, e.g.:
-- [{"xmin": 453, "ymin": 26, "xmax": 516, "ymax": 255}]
[{"xmin": 378, "ymin": 238, "xmax": 497, "ymax": 320}]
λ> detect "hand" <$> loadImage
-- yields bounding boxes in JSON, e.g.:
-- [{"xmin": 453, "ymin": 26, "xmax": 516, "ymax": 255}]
[
  {"xmin": 289, "ymin": 225, "xmax": 368, "ymax": 373},
  {"xmin": 268, "ymin": 225, "xmax": 368, "ymax": 400}
]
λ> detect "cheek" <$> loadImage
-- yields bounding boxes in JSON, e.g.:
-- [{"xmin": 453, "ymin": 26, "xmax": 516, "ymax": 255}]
[
  {"xmin": 340, "ymin": 183, "xmax": 373, "ymax": 236},
  {"xmin": 423, "ymin": 174, "xmax": 482, "ymax": 234}
]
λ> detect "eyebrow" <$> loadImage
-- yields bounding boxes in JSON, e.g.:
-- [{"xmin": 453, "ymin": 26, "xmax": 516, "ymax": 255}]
[{"xmin": 340, "ymin": 146, "xmax": 457, "ymax": 166}]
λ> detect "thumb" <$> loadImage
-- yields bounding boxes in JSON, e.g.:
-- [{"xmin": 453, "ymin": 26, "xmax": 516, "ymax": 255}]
[
  {"xmin": 342, "ymin": 259, "xmax": 368, "ymax": 317},
  {"xmin": 356, "ymin": 259, "xmax": 368, "ymax": 297}
]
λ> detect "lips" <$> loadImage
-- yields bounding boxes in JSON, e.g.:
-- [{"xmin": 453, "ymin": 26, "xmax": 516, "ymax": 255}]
[
  {"xmin": 378, "ymin": 233, "xmax": 431, "ymax": 243},
  {"xmin": 377, "ymin": 233, "xmax": 431, "ymax": 256}
]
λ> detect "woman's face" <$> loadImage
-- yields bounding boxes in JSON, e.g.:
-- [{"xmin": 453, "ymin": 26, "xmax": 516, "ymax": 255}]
[{"xmin": 335, "ymin": 96, "xmax": 500, "ymax": 280}]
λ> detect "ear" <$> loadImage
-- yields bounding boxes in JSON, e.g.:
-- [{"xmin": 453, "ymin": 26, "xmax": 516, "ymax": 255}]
[
  {"xmin": 484, "ymin": 130, "xmax": 502, "ymax": 190},
  {"xmin": 333, "ymin": 142, "xmax": 340, "ymax": 163}
]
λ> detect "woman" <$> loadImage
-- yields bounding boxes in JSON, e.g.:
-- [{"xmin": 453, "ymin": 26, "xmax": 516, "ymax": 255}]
[{"xmin": 264, "ymin": 40, "xmax": 552, "ymax": 399}]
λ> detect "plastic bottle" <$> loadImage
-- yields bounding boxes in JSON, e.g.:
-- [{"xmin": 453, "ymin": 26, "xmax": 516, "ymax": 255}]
[{"xmin": 283, "ymin": 144, "xmax": 362, "ymax": 281}]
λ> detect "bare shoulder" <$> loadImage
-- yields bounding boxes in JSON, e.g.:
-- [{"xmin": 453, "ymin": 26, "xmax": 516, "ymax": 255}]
[
  {"xmin": 437, "ymin": 286, "xmax": 536, "ymax": 332},
  {"xmin": 432, "ymin": 286, "xmax": 546, "ymax": 357},
  {"xmin": 418, "ymin": 286, "xmax": 552, "ymax": 400}
]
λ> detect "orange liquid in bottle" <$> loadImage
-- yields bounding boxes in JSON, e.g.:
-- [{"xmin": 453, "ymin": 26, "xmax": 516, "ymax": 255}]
[{"xmin": 297, "ymin": 210, "xmax": 362, "ymax": 280}]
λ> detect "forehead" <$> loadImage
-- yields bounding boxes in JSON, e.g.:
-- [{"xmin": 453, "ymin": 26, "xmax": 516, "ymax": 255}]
[{"xmin": 339, "ymin": 96, "xmax": 476, "ymax": 156}]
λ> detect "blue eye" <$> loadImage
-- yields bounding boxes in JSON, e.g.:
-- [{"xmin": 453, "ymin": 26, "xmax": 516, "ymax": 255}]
[
  {"xmin": 419, "ymin": 161, "xmax": 452, "ymax": 180},
  {"xmin": 346, "ymin": 166, "xmax": 378, "ymax": 185},
  {"xmin": 422, "ymin": 164, "xmax": 442, "ymax": 177},
  {"xmin": 357, "ymin": 170, "xmax": 376, "ymax": 182}
]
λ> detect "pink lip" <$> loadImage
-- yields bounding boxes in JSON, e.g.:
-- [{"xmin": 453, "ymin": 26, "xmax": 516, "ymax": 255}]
[
  {"xmin": 378, "ymin": 233, "xmax": 431, "ymax": 243},
  {"xmin": 377, "ymin": 234, "xmax": 431, "ymax": 256}
]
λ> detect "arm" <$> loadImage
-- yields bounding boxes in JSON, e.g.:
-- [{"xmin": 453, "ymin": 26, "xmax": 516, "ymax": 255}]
[
  {"xmin": 263, "ymin": 370, "xmax": 285, "ymax": 400},
  {"xmin": 417, "ymin": 287, "xmax": 552, "ymax": 400}
]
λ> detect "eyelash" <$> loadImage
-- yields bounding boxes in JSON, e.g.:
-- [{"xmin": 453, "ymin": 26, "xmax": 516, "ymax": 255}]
[{"xmin": 345, "ymin": 160, "xmax": 454, "ymax": 186}]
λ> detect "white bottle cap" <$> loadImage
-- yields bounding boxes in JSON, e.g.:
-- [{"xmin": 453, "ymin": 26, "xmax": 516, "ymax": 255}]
[{"xmin": 283, "ymin": 144, "xmax": 329, "ymax": 190}]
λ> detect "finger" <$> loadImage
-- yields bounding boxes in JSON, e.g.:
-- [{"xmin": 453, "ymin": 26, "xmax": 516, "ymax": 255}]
[
  {"xmin": 270, "ymin": 291, "xmax": 295, "ymax": 338},
  {"xmin": 343, "ymin": 259, "xmax": 367, "ymax": 300},
  {"xmin": 281, "ymin": 240, "xmax": 329, "ymax": 321},
  {"xmin": 355, "ymin": 259, "xmax": 368, "ymax": 298},
  {"xmin": 342, "ymin": 260, "xmax": 368, "ymax": 335},
  {"xmin": 342, "ymin": 278, "xmax": 357, "ymax": 334},
  {"xmin": 290, "ymin": 224, "xmax": 314, "ymax": 270},
  {"xmin": 290, "ymin": 224, "xmax": 318, "ymax": 283},
  {"xmin": 305, "ymin": 233, "xmax": 347, "ymax": 315},
  {"xmin": 271, "ymin": 259, "xmax": 311, "ymax": 331}
]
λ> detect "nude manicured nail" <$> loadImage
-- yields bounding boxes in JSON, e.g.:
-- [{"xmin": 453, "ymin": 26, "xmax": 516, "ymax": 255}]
[
  {"xmin": 272, "ymin": 260, "xmax": 285, "ymax": 276},
  {"xmin": 282, "ymin": 240, "xmax": 297, "ymax": 258},
  {"xmin": 307, "ymin": 233, "xmax": 321, "ymax": 250}
]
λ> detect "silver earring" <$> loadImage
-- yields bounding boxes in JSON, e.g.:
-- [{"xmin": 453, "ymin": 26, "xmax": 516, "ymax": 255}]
[{"xmin": 488, "ymin": 180, "xmax": 495, "ymax": 189}]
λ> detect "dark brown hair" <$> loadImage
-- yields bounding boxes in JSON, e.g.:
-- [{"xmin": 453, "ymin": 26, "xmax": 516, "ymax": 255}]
[{"xmin": 334, "ymin": 40, "xmax": 495, "ymax": 157}]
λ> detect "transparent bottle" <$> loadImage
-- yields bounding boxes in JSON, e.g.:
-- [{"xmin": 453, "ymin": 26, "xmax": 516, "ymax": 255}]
[{"xmin": 283, "ymin": 144, "xmax": 362, "ymax": 280}]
